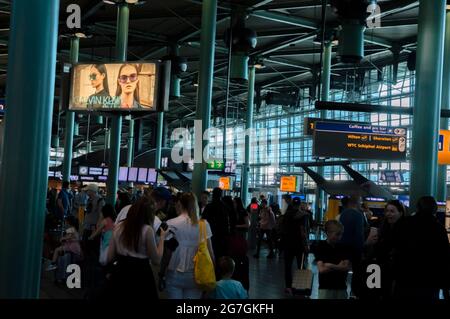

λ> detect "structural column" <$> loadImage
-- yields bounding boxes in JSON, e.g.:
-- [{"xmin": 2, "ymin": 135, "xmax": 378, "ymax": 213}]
[
  {"xmin": 0, "ymin": 0, "xmax": 60, "ymax": 298},
  {"xmin": 437, "ymin": 10, "xmax": 450, "ymax": 202},
  {"xmin": 106, "ymin": 3, "xmax": 129, "ymax": 205},
  {"xmin": 127, "ymin": 116, "xmax": 134, "ymax": 167},
  {"xmin": 62, "ymin": 37, "xmax": 79, "ymax": 182},
  {"xmin": 241, "ymin": 65, "xmax": 256, "ymax": 206},
  {"xmin": 192, "ymin": 0, "xmax": 218, "ymax": 197},
  {"xmin": 410, "ymin": 0, "xmax": 446, "ymax": 209},
  {"xmin": 155, "ymin": 111, "xmax": 164, "ymax": 169},
  {"xmin": 315, "ymin": 41, "xmax": 332, "ymax": 221}
]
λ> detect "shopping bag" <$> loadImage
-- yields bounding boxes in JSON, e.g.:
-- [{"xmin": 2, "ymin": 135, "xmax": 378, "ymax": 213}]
[
  {"xmin": 292, "ymin": 254, "xmax": 313, "ymax": 296},
  {"xmin": 193, "ymin": 220, "xmax": 216, "ymax": 292}
]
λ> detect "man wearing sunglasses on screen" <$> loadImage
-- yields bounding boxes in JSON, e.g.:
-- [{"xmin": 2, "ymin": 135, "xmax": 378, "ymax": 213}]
[{"xmin": 115, "ymin": 63, "xmax": 141, "ymax": 109}]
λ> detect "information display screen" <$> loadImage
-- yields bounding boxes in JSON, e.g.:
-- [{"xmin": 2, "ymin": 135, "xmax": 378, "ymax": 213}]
[
  {"xmin": 219, "ymin": 177, "xmax": 231, "ymax": 190},
  {"xmin": 138, "ymin": 168, "xmax": 148, "ymax": 182},
  {"xmin": 119, "ymin": 166, "xmax": 157, "ymax": 183},
  {"xmin": 147, "ymin": 169, "xmax": 157, "ymax": 183},
  {"xmin": 313, "ymin": 121, "xmax": 407, "ymax": 161},
  {"xmin": 379, "ymin": 170, "xmax": 404, "ymax": 183},
  {"xmin": 128, "ymin": 167, "xmax": 138, "ymax": 182},
  {"xmin": 89, "ymin": 167, "xmax": 103, "ymax": 176},
  {"xmin": 280, "ymin": 176, "xmax": 297, "ymax": 192},
  {"xmin": 119, "ymin": 167, "xmax": 129, "ymax": 182}
]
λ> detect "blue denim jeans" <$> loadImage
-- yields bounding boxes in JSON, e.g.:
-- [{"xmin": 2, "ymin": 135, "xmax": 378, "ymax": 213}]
[{"xmin": 166, "ymin": 270, "xmax": 202, "ymax": 299}]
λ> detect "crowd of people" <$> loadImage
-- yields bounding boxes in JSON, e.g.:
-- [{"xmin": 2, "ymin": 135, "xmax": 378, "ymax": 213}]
[
  {"xmin": 43, "ymin": 182, "xmax": 450, "ymax": 300},
  {"xmin": 316, "ymin": 195, "xmax": 450, "ymax": 300}
]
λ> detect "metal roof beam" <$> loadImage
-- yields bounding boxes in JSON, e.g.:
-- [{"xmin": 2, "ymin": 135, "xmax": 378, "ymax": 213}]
[
  {"xmin": 250, "ymin": 11, "xmax": 318, "ymax": 30},
  {"xmin": 252, "ymin": 10, "xmax": 394, "ymax": 48},
  {"xmin": 251, "ymin": 31, "xmax": 318, "ymax": 57}
]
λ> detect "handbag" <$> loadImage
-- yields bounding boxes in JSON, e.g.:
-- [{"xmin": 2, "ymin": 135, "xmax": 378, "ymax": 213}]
[
  {"xmin": 292, "ymin": 253, "xmax": 313, "ymax": 296},
  {"xmin": 193, "ymin": 219, "xmax": 216, "ymax": 292}
]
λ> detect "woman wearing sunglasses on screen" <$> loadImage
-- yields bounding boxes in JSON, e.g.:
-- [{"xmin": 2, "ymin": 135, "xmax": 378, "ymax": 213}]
[
  {"xmin": 87, "ymin": 64, "xmax": 111, "ymax": 109},
  {"xmin": 115, "ymin": 63, "xmax": 141, "ymax": 109}
]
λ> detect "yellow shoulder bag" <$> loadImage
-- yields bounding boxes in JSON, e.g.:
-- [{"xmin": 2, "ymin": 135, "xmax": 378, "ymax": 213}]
[{"xmin": 193, "ymin": 219, "xmax": 216, "ymax": 291}]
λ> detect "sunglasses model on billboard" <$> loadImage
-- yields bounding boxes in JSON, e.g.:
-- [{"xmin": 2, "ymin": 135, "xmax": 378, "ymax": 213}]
[{"xmin": 68, "ymin": 62, "xmax": 169, "ymax": 112}]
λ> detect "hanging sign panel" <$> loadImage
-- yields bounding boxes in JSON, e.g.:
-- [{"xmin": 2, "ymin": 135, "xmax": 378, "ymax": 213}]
[
  {"xmin": 313, "ymin": 121, "xmax": 407, "ymax": 161},
  {"xmin": 219, "ymin": 177, "xmax": 231, "ymax": 190},
  {"xmin": 280, "ymin": 175, "xmax": 297, "ymax": 192},
  {"xmin": 438, "ymin": 129, "xmax": 450, "ymax": 164}
]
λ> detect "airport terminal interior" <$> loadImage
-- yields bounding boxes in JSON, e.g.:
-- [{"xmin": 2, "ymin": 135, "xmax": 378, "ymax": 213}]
[{"xmin": 0, "ymin": 0, "xmax": 450, "ymax": 301}]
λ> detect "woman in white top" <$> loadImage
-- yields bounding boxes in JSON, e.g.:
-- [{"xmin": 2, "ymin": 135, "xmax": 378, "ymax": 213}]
[
  {"xmin": 107, "ymin": 197, "xmax": 167, "ymax": 299},
  {"xmin": 165, "ymin": 192, "xmax": 215, "ymax": 299}
]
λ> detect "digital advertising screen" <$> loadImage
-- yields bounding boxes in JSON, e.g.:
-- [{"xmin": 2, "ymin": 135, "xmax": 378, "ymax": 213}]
[
  {"xmin": 69, "ymin": 62, "xmax": 158, "ymax": 111},
  {"xmin": 313, "ymin": 121, "xmax": 407, "ymax": 161}
]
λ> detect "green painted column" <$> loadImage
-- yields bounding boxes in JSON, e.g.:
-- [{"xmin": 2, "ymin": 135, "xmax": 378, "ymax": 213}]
[
  {"xmin": 437, "ymin": 10, "xmax": 450, "ymax": 202},
  {"xmin": 241, "ymin": 65, "xmax": 255, "ymax": 206},
  {"xmin": 62, "ymin": 37, "xmax": 79, "ymax": 182},
  {"xmin": 155, "ymin": 111, "xmax": 164, "ymax": 169},
  {"xmin": 315, "ymin": 41, "xmax": 332, "ymax": 222},
  {"xmin": 127, "ymin": 116, "xmax": 134, "ymax": 167},
  {"xmin": 0, "ymin": 0, "xmax": 60, "ymax": 298},
  {"xmin": 410, "ymin": 0, "xmax": 446, "ymax": 210},
  {"xmin": 192, "ymin": 0, "xmax": 218, "ymax": 198},
  {"xmin": 106, "ymin": 3, "xmax": 128, "ymax": 206}
]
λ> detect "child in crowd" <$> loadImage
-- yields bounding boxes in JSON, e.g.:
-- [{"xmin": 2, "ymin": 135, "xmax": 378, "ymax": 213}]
[
  {"xmin": 88, "ymin": 204, "xmax": 116, "ymax": 265},
  {"xmin": 209, "ymin": 256, "xmax": 248, "ymax": 299},
  {"xmin": 46, "ymin": 215, "xmax": 81, "ymax": 271},
  {"xmin": 314, "ymin": 220, "xmax": 352, "ymax": 299}
]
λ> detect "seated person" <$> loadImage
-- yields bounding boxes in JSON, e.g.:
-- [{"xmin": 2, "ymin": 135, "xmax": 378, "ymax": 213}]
[
  {"xmin": 46, "ymin": 216, "xmax": 82, "ymax": 271},
  {"xmin": 209, "ymin": 256, "xmax": 248, "ymax": 299},
  {"xmin": 314, "ymin": 220, "xmax": 352, "ymax": 299}
]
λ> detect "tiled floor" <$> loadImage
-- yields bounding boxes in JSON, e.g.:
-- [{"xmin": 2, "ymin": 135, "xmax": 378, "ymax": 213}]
[
  {"xmin": 40, "ymin": 247, "xmax": 347, "ymax": 300},
  {"xmin": 40, "ymin": 250, "xmax": 322, "ymax": 300}
]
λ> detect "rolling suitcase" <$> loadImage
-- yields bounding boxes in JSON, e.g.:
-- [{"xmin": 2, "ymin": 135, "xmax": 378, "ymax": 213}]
[{"xmin": 292, "ymin": 253, "xmax": 313, "ymax": 296}]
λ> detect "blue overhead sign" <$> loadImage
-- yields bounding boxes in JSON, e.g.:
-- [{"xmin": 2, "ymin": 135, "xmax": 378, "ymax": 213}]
[{"xmin": 313, "ymin": 121, "xmax": 407, "ymax": 161}]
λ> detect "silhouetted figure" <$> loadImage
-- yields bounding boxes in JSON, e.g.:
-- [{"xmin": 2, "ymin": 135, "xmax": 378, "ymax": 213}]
[
  {"xmin": 202, "ymin": 188, "xmax": 230, "ymax": 260},
  {"xmin": 392, "ymin": 196, "xmax": 450, "ymax": 300}
]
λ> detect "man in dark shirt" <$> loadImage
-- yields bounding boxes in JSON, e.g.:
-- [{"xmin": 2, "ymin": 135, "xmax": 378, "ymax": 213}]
[
  {"xmin": 315, "ymin": 220, "xmax": 352, "ymax": 299},
  {"xmin": 202, "ymin": 187, "xmax": 230, "ymax": 260},
  {"xmin": 392, "ymin": 196, "xmax": 450, "ymax": 300}
]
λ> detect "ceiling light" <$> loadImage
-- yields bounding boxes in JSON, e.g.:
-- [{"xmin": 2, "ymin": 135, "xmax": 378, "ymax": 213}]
[
  {"xmin": 102, "ymin": 0, "xmax": 116, "ymax": 4},
  {"xmin": 125, "ymin": 0, "xmax": 139, "ymax": 3},
  {"xmin": 254, "ymin": 62, "xmax": 265, "ymax": 69},
  {"xmin": 75, "ymin": 32, "xmax": 87, "ymax": 38}
]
